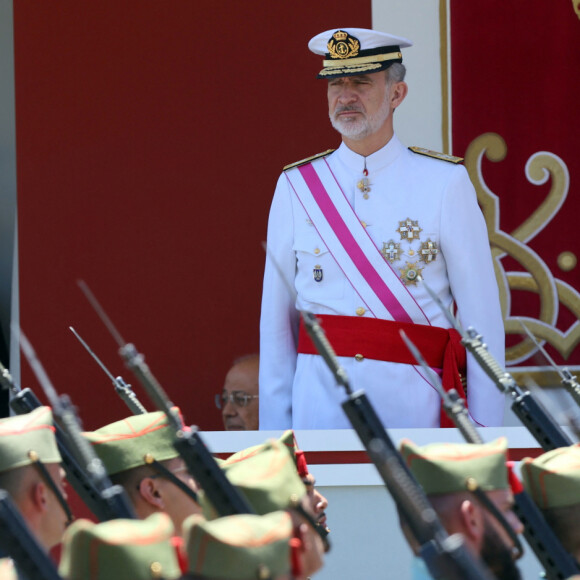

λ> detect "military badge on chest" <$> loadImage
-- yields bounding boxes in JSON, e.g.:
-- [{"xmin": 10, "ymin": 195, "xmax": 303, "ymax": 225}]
[
  {"xmin": 383, "ymin": 218, "xmax": 439, "ymax": 285},
  {"xmin": 313, "ymin": 265, "xmax": 323, "ymax": 282}
]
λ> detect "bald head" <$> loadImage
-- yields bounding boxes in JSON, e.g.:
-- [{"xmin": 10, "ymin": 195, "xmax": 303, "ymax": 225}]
[{"xmin": 221, "ymin": 354, "xmax": 259, "ymax": 431}]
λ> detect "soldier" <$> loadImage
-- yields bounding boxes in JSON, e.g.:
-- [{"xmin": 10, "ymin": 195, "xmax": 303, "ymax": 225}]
[
  {"xmin": 83, "ymin": 410, "xmax": 202, "ymax": 537},
  {"xmin": 182, "ymin": 511, "xmax": 294, "ymax": 580},
  {"xmin": 399, "ymin": 438, "xmax": 524, "ymax": 580},
  {"xmin": 521, "ymin": 445, "xmax": 580, "ymax": 563},
  {"xmin": 216, "ymin": 354, "xmax": 259, "ymax": 431},
  {"xmin": 210, "ymin": 439, "xmax": 327, "ymax": 579},
  {"xmin": 222, "ymin": 430, "xmax": 329, "ymax": 534},
  {"xmin": 59, "ymin": 512, "xmax": 181, "ymax": 580},
  {"xmin": 259, "ymin": 27, "xmax": 505, "ymax": 430},
  {"xmin": 0, "ymin": 407, "xmax": 70, "ymax": 552}
]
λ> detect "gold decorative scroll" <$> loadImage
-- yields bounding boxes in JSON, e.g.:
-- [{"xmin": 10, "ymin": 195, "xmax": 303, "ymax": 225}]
[{"xmin": 464, "ymin": 133, "xmax": 580, "ymax": 363}]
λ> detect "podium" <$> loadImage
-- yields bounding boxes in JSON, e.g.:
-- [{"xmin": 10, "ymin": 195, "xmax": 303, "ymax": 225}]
[{"xmin": 204, "ymin": 427, "xmax": 546, "ymax": 580}]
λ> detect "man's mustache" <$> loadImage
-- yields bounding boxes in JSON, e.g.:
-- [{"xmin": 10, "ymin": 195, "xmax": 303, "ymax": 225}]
[{"xmin": 334, "ymin": 105, "xmax": 363, "ymax": 115}]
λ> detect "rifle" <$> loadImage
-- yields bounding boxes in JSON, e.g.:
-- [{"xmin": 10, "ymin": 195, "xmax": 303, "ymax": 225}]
[
  {"xmin": 421, "ymin": 280, "xmax": 573, "ymax": 451},
  {"xmin": 77, "ymin": 280, "xmax": 254, "ymax": 517},
  {"xmin": 0, "ymin": 489, "xmax": 63, "ymax": 580},
  {"xmin": 15, "ymin": 328, "xmax": 136, "ymax": 521},
  {"xmin": 401, "ymin": 329, "xmax": 580, "ymax": 580},
  {"xmin": 300, "ymin": 311, "xmax": 494, "ymax": 580},
  {"xmin": 69, "ymin": 326, "xmax": 147, "ymax": 415}
]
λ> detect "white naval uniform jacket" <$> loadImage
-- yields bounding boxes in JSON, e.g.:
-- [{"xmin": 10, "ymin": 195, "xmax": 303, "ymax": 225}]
[{"xmin": 259, "ymin": 134, "xmax": 505, "ymax": 430}]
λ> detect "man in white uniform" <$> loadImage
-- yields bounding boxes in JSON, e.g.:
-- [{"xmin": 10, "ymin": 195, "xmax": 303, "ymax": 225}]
[{"xmin": 259, "ymin": 27, "xmax": 505, "ymax": 430}]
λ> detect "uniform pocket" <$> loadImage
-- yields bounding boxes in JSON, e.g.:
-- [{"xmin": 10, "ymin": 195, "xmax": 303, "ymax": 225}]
[{"xmin": 293, "ymin": 236, "xmax": 346, "ymax": 301}]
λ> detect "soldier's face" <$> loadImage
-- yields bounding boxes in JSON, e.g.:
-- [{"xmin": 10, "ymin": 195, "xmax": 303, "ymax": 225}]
[
  {"xmin": 303, "ymin": 473, "xmax": 328, "ymax": 531},
  {"xmin": 154, "ymin": 457, "xmax": 202, "ymax": 536},
  {"xmin": 327, "ymin": 71, "xmax": 391, "ymax": 140},
  {"xmin": 485, "ymin": 489, "xmax": 524, "ymax": 558},
  {"xmin": 480, "ymin": 518, "xmax": 522, "ymax": 580},
  {"xmin": 43, "ymin": 463, "xmax": 69, "ymax": 549}
]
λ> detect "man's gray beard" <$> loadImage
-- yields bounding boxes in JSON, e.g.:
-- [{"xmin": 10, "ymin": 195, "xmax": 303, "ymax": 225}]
[{"xmin": 329, "ymin": 96, "xmax": 391, "ymax": 140}]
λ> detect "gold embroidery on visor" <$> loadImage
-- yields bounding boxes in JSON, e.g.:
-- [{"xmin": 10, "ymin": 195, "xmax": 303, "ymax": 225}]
[{"xmin": 322, "ymin": 52, "xmax": 402, "ymax": 68}]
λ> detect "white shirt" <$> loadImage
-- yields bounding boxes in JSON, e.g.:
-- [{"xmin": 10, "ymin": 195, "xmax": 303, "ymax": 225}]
[{"xmin": 259, "ymin": 135, "xmax": 505, "ymax": 429}]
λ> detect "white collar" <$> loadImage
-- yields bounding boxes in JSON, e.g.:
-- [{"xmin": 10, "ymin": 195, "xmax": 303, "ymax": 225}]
[{"xmin": 335, "ymin": 134, "xmax": 405, "ymax": 173}]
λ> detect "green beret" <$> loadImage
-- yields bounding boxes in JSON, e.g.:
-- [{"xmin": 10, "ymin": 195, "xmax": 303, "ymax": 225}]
[
  {"xmin": 59, "ymin": 513, "xmax": 181, "ymax": 580},
  {"xmin": 184, "ymin": 511, "xmax": 292, "ymax": 579},
  {"xmin": 400, "ymin": 437, "xmax": 509, "ymax": 495},
  {"xmin": 221, "ymin": 439, "xmax": 306, "ymax": 516},
  {"xmin": 83, "ymin": 411, "xmax": 180, "ymax": 475},
  {"xmin": 521, "ymin": 445, "xmax": 580, "ymax": 509},
  {"xmin": 0, "ymin": 407, "xmax": 60, "ymax": 473}
]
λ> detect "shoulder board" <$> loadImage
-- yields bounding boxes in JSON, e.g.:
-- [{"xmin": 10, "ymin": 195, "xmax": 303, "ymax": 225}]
[
  {"xmin": 283, "ymin": 149, "xmax": 335, "ymax": 171},
  {"xmin": 409, "ymin": 146, "xmax": 463, "ymax": 164}
]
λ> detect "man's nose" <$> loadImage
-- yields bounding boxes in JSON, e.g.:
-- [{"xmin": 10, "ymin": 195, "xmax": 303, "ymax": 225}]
[
  {"xmin": 315, "ymin": 490, "xmax": 328, "ymax": 512},
  {"xmin": 222, "ymin": 398, "xmax": 237, "ymax": 416},
  {"xmin": 337, "ymin": 88, "xmax": 357, "ymax": 104}
]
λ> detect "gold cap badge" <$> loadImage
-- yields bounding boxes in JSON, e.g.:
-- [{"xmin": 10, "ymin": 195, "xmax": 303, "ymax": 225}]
[{"xmin": 327, "ymin": 30, "xmax": 360, "ymax": 60}]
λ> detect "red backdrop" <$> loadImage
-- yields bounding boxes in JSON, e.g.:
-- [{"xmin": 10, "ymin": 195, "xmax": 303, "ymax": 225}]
[{"xmin": 13, "ymin": 3, "xmax": 372, "ymax": 431}]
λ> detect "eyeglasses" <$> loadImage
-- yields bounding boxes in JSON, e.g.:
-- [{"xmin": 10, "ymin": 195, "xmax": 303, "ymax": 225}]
[{"xmin": 215, "ymin": 391, "xmax": 259, "ymax": 409}]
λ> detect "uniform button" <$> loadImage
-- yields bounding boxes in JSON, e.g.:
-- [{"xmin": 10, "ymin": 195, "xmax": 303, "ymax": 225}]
[
  {"xmin": 355, "ymin": 354, "xmax": 364, "ymax": 362},
  {"xmin": 314, "ymin": 248, "xmax": 321, "ymax": 255},
  {"xmin": 356, "ymin": 307, "xmax": 366, "ymax": 316},
  {"xmin": 409, "ymin": 249, "xmax": 415, "ymax": 256},
  {"xmin": 361, "ymin": 221, "xmax": 367, "ymax": 228}
]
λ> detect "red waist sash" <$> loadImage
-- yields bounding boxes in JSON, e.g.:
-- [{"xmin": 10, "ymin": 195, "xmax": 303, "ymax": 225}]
[{"xmin": 297, "ymin": 314, "xmax": 467, "ymax": 427}]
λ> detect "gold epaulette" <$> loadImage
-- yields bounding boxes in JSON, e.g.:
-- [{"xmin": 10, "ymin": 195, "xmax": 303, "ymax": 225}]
[
  {"xmin": 283, "ymin": 149, "xmax": 335, "ymax": 171},
  {"xmin": 409, "ymin": 146, "xmax": 464, "ymax": 164}
]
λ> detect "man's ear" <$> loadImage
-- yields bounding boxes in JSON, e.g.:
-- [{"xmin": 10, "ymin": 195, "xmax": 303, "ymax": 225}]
[
  {"xmin": 137, "ymin": 478, "xmax": 165, "ymax": 509},
  {"xmin": 390, "ymin": 81, "xmax": 408, "ymax": 110},
  {"xmin": 31, "ymin": 480, "xmax": 48, "ymax": 512},
  {"xmin": 459, "ymin": 499, "xmax": 485, "ymax": 544}
]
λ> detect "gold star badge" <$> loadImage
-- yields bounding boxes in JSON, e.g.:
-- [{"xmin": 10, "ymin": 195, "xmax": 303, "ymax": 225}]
[
  {"xmin": 419, "ymin": 239, "xmax": 439, "ymax": 264},
  {"xmin": 381, "ymin": 240, "xmax": 402, "ymax": 263},
  {"xmin": 396, "ymin": 218, "xmax": 422, "ymax": 242}
]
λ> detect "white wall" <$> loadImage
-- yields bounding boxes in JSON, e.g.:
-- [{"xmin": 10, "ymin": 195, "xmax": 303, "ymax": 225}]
[{"xmin": 372, "ymin": 0, "xmax": 448, "ymax": 153}]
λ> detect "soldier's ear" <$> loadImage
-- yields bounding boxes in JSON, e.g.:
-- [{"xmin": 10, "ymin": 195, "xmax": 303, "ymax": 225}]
[
  {"xmin": 137, "ymin": 477, "xmax": 165, "ymax": 509},
  {"xmin": 459, "ymin": 499, "xmax": 485, "ymax": 543},
  {"xmin": 31, "ymin": 480, "xmax": 48, "ymax": 511}
]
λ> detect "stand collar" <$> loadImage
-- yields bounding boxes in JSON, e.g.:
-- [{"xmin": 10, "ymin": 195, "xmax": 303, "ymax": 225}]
[{"xmin": 335, "ymin": 134, "xmax": 404, "ymax": 173}]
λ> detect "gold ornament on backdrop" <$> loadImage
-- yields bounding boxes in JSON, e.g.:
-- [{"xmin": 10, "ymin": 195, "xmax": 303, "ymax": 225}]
[{"xmin": 464, "ymin": 132, "xmax": 580, "ymax": 363}]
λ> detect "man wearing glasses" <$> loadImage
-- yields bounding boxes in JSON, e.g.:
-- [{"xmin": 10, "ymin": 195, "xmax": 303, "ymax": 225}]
[{"xmin": 216, "ymin": 354, "xmax": 260, "ymax": 431}]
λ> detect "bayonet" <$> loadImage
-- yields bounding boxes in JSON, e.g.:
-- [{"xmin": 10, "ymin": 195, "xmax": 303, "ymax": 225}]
[
  {"xmin": 517, "ymin": 318, "xmax": 580, "ymax": 407},
  {"xmin": 69, "ymin": 326, "xmax": 147, "ymax": 415}
]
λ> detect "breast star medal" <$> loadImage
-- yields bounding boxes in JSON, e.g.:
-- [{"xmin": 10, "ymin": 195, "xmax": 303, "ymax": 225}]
[
  {"xmin": 396, "ymin": 218, "xmax": 422, "ymax": 241},
  {"xmin": 419, "ymin": 239, "xmax": 439, "ymax": 263},
  {"xmin": 399, "ymin": 262, "xmax": 424, "ymax": 286},
  {"xmin": 381, "ymin": 240, "xmax": 402, "ymax": 263}
]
